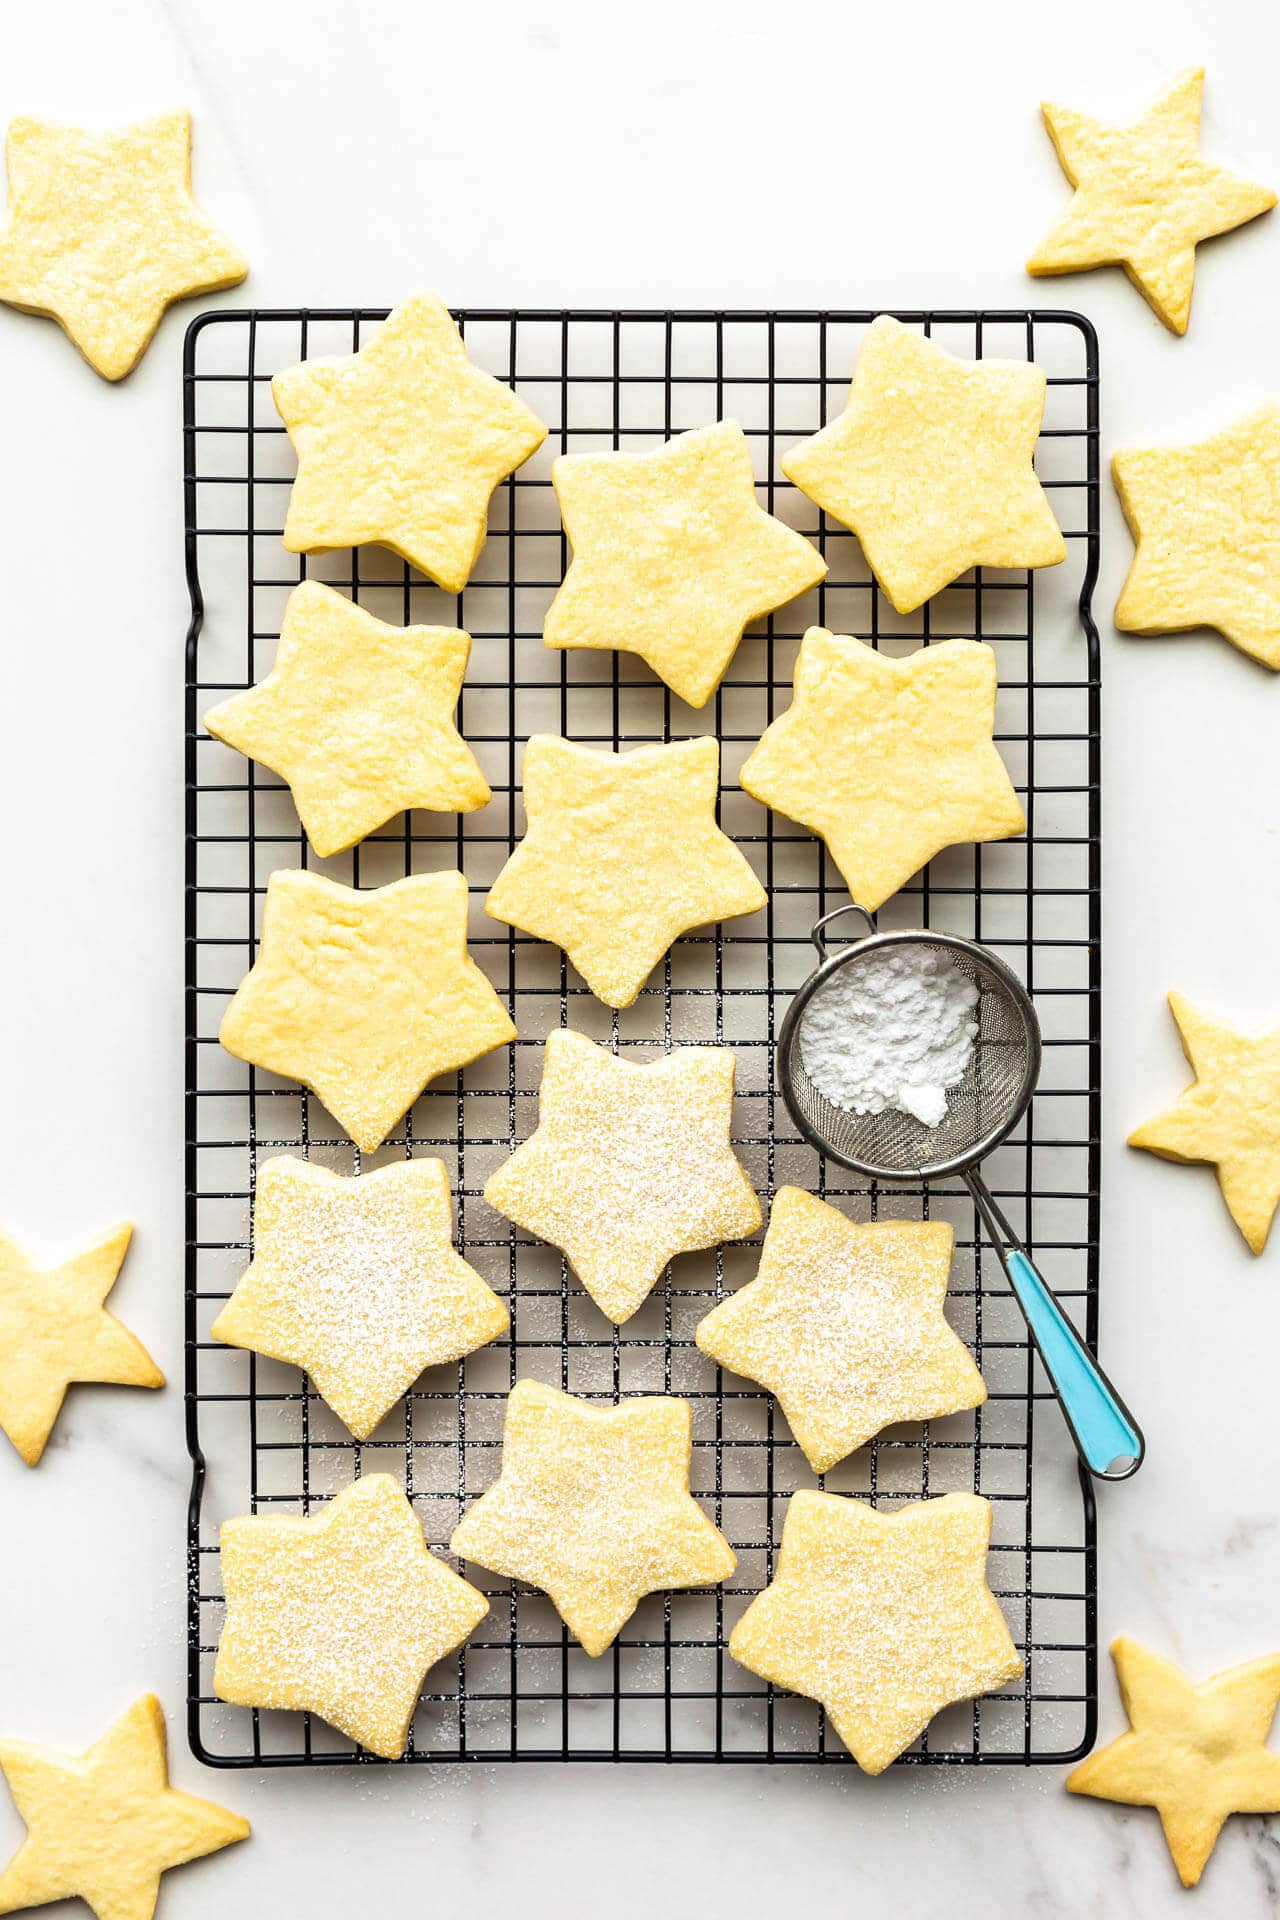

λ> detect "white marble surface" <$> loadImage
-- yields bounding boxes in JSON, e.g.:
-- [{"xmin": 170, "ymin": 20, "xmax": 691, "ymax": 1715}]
[{"xmin": 2, "ymin": 0, "xmax": 1279, "ymax": 1912}]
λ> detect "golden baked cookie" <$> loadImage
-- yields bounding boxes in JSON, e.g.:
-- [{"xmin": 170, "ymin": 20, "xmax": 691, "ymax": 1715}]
[
  {"xmin": 1028, "ymin": 68, "xmax": 1275, "ymax": 335},
  {"xmin": 695, "ymin": 1189, "xmax": 985, "ymax": 1472},
  {"xmin": 729, "ymin": 1489, "xmax": 1022, "ymax": 1773},
  {"xmin": 0, "ymin": 1694, "xmax": 247, "ymax": 1920},
  {"xmin": 483, "ymin": 1029, "xmax": 761, "ymax": 1324},
  {"xmin": 273, "ymin": 293, "xmax": 547, "ymax": 592},
  {"xmin": 204, "ymin": 581, "xmax": 490, "ymax": 856},
  {"xmin": 0, "ymin": 111, "xmax": 246, "ymax": 380},
  {"xmin": 780, "ymin": 315, "xmax": 1064, "ymax": 613},
  {"xmin": 219, "ymin": 869, "xmax": 516, "ymax": 1154},
  {"xmin": 1068, "ymin": 1637, "xmax": 1280, "ymax": 1888},
  {"xmin": 211, "ymin": 1156, "xmax": 508, "ymax": 1440},
  {"xmin": 451, "ymin": 1380, "xmax": 735, "ymax": 1655},
  {"xmin": 544, "ymin": 420, "xmax": 826, "ymax": 707},
  {"xmin": 1113, "ymin": 406, "xmax": 1280, "ymax": 670},
  {"xmin": 739, "ymin": 630, "xmax": 1024, "ymax": 912},
  {"xmin": 0, "ymin": 1223, "xmax": 162, "ymax": 1467},
  {"xmin": 1129, "ymin": 990, "xmax": 1280, "ymax": 1253},
  {"xmin": 215, "ymin": 1474, "xmax": 486, "ymax": 1759},
  {"xmin": 485, "ymin": 735, "xmax": 766, "ymax": 1007}
]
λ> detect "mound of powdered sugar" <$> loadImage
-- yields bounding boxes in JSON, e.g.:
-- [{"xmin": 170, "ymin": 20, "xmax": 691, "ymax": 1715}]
[{"xmin": 799, "ymin": 946, "xmax": 979, "ymax": 1127}]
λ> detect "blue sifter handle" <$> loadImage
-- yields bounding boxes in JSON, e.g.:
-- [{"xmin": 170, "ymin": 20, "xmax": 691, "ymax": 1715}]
[{"xmin": 1006, "ymin": 1250, "xmax": 1142, "ymax": 1478}]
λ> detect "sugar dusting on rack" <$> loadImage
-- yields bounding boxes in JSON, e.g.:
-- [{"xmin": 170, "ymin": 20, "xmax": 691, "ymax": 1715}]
[{"xmin": 798, "ymin": 946, "xmax": 979, "ymax": 1128}]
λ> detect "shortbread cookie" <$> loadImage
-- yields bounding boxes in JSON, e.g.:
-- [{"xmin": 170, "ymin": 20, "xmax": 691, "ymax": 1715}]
[
  {"xmin": 0, "ymin": 112, "xmax": 246, "ymax": 380},
  {"xmin": 1068, "ymin": 1637, "xmax": 1280, "ymax": 1888},
  {"xmin": 780, "ymin": 316, "xmax": 1064, "ymax": 613},
  {"xmin": 486, "ymin": 735, "xmax": 766, "ymax": 1007},
  {"xmin": 451, "ymin": 1380, "xmax": 735, "ymax": 1655},
  {"xmin": 0, "ymin": 1223, "xmax": 162, "ymax": 1466},
  {"xmin": 729, "ymin": 1490, "xmax": 1022, "ymax": 1772},
  {"xmin": 1129, "ymin": 991, "xmax": 1280, "ymax": 1253},
  {"xmin": 740, "ymin": 631, "xmax": 1024, "ymax": 912},
  {"xmin": 211, "ymin": 1157, "xmax": 508, "ymax": 1439},
  {"xmin": 484, "ymin": 1030, "xmax": 761, "ymax": 1323},
  {"xmin": 273, "ymin": 294, "xmax": 547, "ymax": 592},
  {"xmin": 695, "ymin": 1190, "xmax": 984, "ymax": 1472},
  {"xmin": 1028, "ymin": 69, "xmax": 1275, "ymax": 335},
  {"xmin": 219, "ymin": 869, "xmax": 516, "ymax": 1154},
  {"xmin": 0, "ymin": 1694, "xmax": 248, "ymax": 1920},
  {"xmin": 1113, "ymin": 406, "xmax": 1280, "ymax": 669},
  {"xmin": 544, "ymin": 420, "xmax": 826, "ymax": 707},
  {"xmin": 204, "ymin": 581, "xmax": 491, "ymax": 856},
  {"xmin": 215, "ymin": 1475, "xmax": 486, "ymax": 1759}
]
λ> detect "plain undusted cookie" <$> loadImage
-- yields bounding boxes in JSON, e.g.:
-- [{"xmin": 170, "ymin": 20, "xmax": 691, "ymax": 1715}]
[
  {"xmin": 210, "ymin": 1157, "xmax": 508, "ymax": 1440},
  {"xmin": 215, "ymin": 1475, "xmax": 487, "ymax": 1759},
  {"xmin": 544, "ymin": 420, "xmax": 826, "ymax": 707},
  {"xmin": 1129, "ymin": 990, "xmax": 1280, "ymax": 1253},
  {"xmin": 0, "ymin": 1694, "xmax": 247, "ymax": 1920},
  {"xmin": 695, "ymin": 1189, "xmax": 985, "ymax": 1472},
  {"xmin": 204, "ymin": 580, "xmax": 491, "ymax": 855},
  {"xmin": 273, "ymin": 293, "xmax": 547, "ymax": 592},
  {"xmin": 740, "ymin": 630, "xmax": 1024, "ymax": 912},
  {"xmin": 451, "ymin": 1380, "xmax": 735, "ymax": 1655},
  {"xmin": 483, "ymin": 1029, "xmax": 761, "ymax": 1324},
  {"xmin": 0, "ymin": 1223, "xmax": 162, "ymax": 1467},
  {"xmin": 1113, "ymin": 405, "xmax": 1280, "ymax": 670},
  {"xmin": 0, "ymin": 111, "xmax": 246, "ymax": 380},
  {"xmin": 485, "ymin": 734, "xmax": 766, "ymax": 1008},
  {"xmin": 1028, "ymin": 68, "xmax": 1275, "ymax": 335},
  {"xmin": 219, "ymin": 869, "xmax": 516, "ymax": 1154},
  {"xmin": 729, "ymin": 1489, "xmax": 1022, "ymax": 1772},
  {"xmin": 1068, "ymin": 1637, "xmax": 1280, "ymax": 1888},
  {"xmin": 780, "ymin": 315, "xmax": 1064, "ymax": 613}
]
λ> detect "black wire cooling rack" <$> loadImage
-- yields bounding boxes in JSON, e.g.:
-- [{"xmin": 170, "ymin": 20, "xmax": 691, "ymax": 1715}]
[{"xmin": 185, "ymin": 306, "xmax": 1101, "ymax": 1769}]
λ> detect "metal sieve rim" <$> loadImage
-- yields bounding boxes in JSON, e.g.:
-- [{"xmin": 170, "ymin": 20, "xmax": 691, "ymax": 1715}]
[{"xmin": 777, "ymin": 917, "xmax": 1043, "ymax": 1182}]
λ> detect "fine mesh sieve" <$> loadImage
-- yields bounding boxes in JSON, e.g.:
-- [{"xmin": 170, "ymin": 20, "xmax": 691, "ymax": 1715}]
[
  {"xmin": 778, "ymin": 914, "xmax": 1039, "ymax": 1182},
  {"xmin": 777, "ymin": 905, "xmax": 1144, "ymax": 1482}
]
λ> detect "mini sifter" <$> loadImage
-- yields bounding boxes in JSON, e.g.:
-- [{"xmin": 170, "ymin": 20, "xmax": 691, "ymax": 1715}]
[{"xmin": 778, "ymin": 904, "xmax": 1143, "ymax": 1482}]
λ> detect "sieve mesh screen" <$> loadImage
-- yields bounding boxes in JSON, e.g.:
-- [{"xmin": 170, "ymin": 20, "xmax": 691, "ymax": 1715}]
[{"xmin": 780, "ymin": 938, "xmax": 1038, "ymax": 1177}]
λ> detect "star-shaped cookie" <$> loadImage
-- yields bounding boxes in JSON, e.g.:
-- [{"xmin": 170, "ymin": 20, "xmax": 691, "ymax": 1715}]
[
  {"xmin": 451, "ymin": 1380, "xmax": 735, "ymax": 1655},
  {"xmin": 740, "ymin": 631, "xmax": 1024, "ymax": 911},
  {"xmin": 214, "ymin": 1474, "xmax": 487, "ymax": 1759},
  {"xmin": 544, "ymin": 420, "xmax": 826, "ymax": 707},
  {"xmin": 204, "ymin": 581, "xmax": 491, "ymax": 856},
  {"xmin": 695, "ymin": 1189, "xmax": 985, "ymax": 1473},
  {"xmin": 211, "ymin": 1156, "xmax": 508, "ymax": 1440},
  {"xmin": 1129, "ymin": 991, "xmax": 1280, "ymax": 1253},
  {"xmin": 484, "ymin": 1030, "xmax": 761, "ymax": 1324},
  {"xmin": 729, "ymin": 1490, "xmax": 1022, "ymax": 1772},
  {"xmin": 0, "ymin": 1694, "xmax": 247, "ymax": 1920},
  {"xmin": 273, "ymin": 293, "xmax": 547, "ymax": 592},
  {"xmin": 1113, "ymin": 406, "xmax": 1280, "ymax": 670},
  {"xmin": 0, "ymin": 111, "xmax": 246, "ymax": 380},
  {"xmin": 485, "ymin": 735, "xmax": 766, "ymax": 1007},
  {"xmin": 1028, "ymin": 68, "xmax": 1276, "ymax": 335},
  {"xmin": 0, "ymin": 1223, "xmax": 162, "ymax": 1466},
  {"xmin": 219, "ymin": 868, "xmax": 516, "ymax": 1154},
  {"xmin": 780, "ymin": 315, "xmax": 1065, "ymax": 613},
  {"xmin": 1068, "ymin": 1637, "xmax": 1280, "ymax": 1887}
]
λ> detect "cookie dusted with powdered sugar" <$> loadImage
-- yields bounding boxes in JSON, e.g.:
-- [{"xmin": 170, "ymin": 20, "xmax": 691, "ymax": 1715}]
[
  {"xmin": 451, "ymin": 1381, "xmax": 735, "ymax": 1656},
  {"xmin": 484, "ymin": 1029, "xmax": 761, "ymax": 1324},
  {"xmin": 696, "ymin": 1189, "xmax": 985, "ymax": 1473},
  {"xmin": 211, "ymin": 1157, "xmax": 508, "ymax": 1440}
]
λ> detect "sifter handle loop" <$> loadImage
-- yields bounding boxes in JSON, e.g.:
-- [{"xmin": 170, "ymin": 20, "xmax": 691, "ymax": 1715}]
[{"xmin": 811, "ymin": 903, "xmax": 877, "ymax": 959}]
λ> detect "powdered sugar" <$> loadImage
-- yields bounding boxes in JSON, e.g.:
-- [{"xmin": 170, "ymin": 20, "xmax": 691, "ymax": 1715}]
[{"xmin": 799, "ymin": 946, "xmax": 979, "ymax": 1127}]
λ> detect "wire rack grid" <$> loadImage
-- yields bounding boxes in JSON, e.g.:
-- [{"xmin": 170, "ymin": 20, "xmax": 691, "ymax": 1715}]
[{"xmin": 185, "ymin": 305, "xmax": 1101, "ymax": 1769}]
